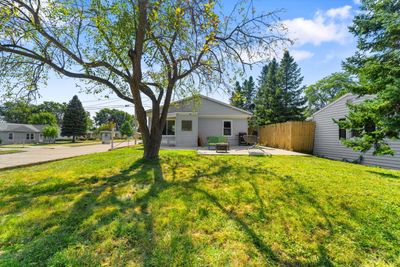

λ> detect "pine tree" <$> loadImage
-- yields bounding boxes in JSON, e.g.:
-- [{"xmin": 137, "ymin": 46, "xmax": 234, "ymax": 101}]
[
  {"xmin": 241, "ymin": 76, "xmax": 256, "ymax": 112},
  {"xmin": 254, "ymin": 59, "xmax": 285, "ymax": 125},
  {"xmin": 278, "ymin": 51, "xmax": 306, "ymax": 121},
  {"xmin": 61, "ymin": 95, "xmax": 88, "ymax": 142},
  {"xmin": 230, "ymin": 81, "xmax": 245, "ymax": 109}
]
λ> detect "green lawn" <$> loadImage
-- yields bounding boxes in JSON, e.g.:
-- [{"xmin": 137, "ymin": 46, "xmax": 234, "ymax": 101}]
[
  {"xmin": 0, "ymin": 140, "xmax": 103, "ymax": 149},
  {"xmin": 0, "ymin": 149, "xmax": 24, "ymax": 155},
  {"xmin": 0, "ymin": 148, "xmax": 399, "ymax": 266}
]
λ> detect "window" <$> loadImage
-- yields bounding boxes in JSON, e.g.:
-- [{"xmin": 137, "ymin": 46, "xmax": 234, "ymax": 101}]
[
  {"xmin": 162, "ymin": 120, "xmax": 175, "ymax": 135},
  {"xmin": 8, "ymin": 133, "xmax": 13, "ymax": 140},
  {"xmin": 31, "ymin": 133, "xmax": 34, "ymax": 140},
  {"xmin": 223, "ymin": 120, "xmax": 232, "ymax": 136},
  {"xmin": 181, "ymin": 120, "xmax": 192, "ymax": 131},
  {"xmin": 26, "ymin": 133, "xmax": 30, "ymax": 140},
  {"xmin": 338, "ymin": 118, "xmax": 346, "ymax": 140}
]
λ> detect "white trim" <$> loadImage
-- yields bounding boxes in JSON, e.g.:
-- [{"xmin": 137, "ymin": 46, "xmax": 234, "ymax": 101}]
[
  {"xmin": 146, "ymin": 95, "xmax": 253, "ymax": 116},
  {"xmin": 8, "ymin": 132, "xmax": 14, "ymax": 140},
  {"xmin": 199, "ymin": 115, "xmax": 251, "ymax": 119},
  {"xmin": 222, "ymin": 120, "xmax": 233, "ymax": 137},
  {"xmin": 308, "ymin": 93, "xmax": 354, "ymax": 119}
]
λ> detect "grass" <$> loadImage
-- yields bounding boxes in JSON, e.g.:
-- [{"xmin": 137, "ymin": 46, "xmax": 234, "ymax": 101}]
[
  {"xmin": 0, "ymin": 148, "xmax": 399, "ymax": 266},
  {"xmin": 0, "ymin": 149, "xmax": 24, "ymax": 155},
  {"xmin": 0, "ymin": 140, "xmax": 102, "ymax": 149}
]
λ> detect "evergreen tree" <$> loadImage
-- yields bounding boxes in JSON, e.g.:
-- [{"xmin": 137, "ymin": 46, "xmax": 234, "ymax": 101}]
[
  {"xmin": 61, "ymin": 95, "xmax": 87, "ymax": 142},
  {"xmin": 278, "ymin": 51, "xmax": 306, "ymax": 121},
  {"xmin": 254, "ymin": 59, "xmax": 285, "ymax": 125},
  {"xmin": 241, "ymin": 76, "xmax": 256, "ymax": 112},
  {"xmin": 230, "ymin": 81, "xmax": 245, "ymax": 109},
  {"xmin": 338, "ymin": 0, "xmax": 400, "ymax": 155}
]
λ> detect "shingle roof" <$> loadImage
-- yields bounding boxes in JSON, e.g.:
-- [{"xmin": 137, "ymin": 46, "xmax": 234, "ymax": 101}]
[{"xmin": 0, "ymin": 123, "xmax": 45, "ymax": 133}]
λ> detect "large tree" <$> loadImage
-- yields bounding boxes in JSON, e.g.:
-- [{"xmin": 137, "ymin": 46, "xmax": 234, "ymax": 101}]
[
  {"xmin": 277, "ymin": 51, "xmax": 305, "ymax": 121},
  {"xmin": 305, "ymin": 72, "xmax": 354, "ymax": 117},
  {"xmin": 0, "ymin": 101, "xmax": 34, "ymax": 123},
  {"xmin": 338, "ymin": 0, "xmax": 400, "ymax": 155},
  {"xmin": 28, "ymin": 112, "xmax": 57, "ymax": 125},
  {"xmin": 0, "ymin": 0, "xmax": 288, "ymax": 159},
  {"xmin": 94, "ymin": 108, "xmax": 134, "ymax": 131},
  {"xmin": 230, "ymin": 76, "xmax": 255, "ymax": 112},
  {"xmin": 61, "ymin": 95, "xmax": 87, "ymax": 142},
  {"xmin": 253, "ymin": 58, "xmax": 285, "ymax": 125},
  {"xmin": 35, "ymin": 101, "xmax": 67, "ymax": 126}
]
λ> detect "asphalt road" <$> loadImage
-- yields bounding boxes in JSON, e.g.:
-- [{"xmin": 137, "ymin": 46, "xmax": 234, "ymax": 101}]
[{"xmin": 0, "ymin": 142, "xmax": 134, "ymax": 169}]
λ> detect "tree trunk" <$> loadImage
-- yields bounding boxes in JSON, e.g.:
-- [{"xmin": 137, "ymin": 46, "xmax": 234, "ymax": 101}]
[
  {"xmin": 142, "ymin": 127, "xmax": 163, "ymax": 160},
  {"xmin": 72, "ymin": 135, "xmax": 76, "ymax": 143}
]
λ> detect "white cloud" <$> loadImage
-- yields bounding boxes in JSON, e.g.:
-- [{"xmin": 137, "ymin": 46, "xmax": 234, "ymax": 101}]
[
  {"xmin": 291, "ymin": 50, "xmax": 314, "ymax": 61},
  {"xmin": 326, "ymin": 5, "xmax": 352, "ymax": 19},
  {"xmin": 283, "ymin": 6, "xmax": 353, "ymax": 46},
  {"xmin": 353, "ymin": 0, "xmax": 361, "ymax": 5}
]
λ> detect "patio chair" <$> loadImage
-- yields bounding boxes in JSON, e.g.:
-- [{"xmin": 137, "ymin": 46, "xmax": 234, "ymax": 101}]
[{"xmin": 243, "ymin": 135, "xmax": 258, "ymax": 148}]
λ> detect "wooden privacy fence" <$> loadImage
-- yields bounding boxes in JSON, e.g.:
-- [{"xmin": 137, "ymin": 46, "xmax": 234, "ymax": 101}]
[{"xmin": 258, "ymin": 121, "xmax": 315, "ymax": 153}]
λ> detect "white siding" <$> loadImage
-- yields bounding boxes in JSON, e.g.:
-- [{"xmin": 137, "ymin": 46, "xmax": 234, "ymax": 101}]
[
  {"xmin": 175, "ymin": 113, "xmax": 198, "ymax": 147},
  {"xmin": 310, "ymin": 94, "xmax": 400, "ymax": 170},
  {"xmin": 198, "ymin": 118, "xmax": 248, "ymax": 146}
]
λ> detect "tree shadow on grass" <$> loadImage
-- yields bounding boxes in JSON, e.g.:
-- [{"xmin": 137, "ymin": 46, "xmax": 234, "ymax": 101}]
[{"xmin": 367, "ymin": 170, "xmax": 400, "ymax": 179}]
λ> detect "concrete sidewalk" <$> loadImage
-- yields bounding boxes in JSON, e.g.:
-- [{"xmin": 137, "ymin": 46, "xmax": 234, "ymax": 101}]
[{"xmin": 0, "ymin": 142, "xmax": 133, "ymax": 170}]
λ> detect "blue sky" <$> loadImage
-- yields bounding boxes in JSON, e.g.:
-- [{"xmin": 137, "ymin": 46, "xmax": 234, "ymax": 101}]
[{"xmin": 35, "ymin": 0, "xmax": 360, "ymax": 116}]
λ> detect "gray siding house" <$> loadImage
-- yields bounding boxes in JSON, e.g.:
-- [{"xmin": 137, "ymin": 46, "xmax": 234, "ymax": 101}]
[
  {"xmin": 147, "ymin": 95, "xmax": 252, "ymax": 147},
  {"xmin": 0, "ymin": 122, "xmax": 45, "ymax": 145},
  {"xmin": 308, "ymin": 93, "xmax": 400, "ymax": 170}
]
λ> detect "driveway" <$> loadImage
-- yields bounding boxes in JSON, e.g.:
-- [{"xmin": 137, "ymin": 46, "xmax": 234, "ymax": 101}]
[{"xmin": 0, "ymin": 142, "xmax": 133, "ymax": 169}]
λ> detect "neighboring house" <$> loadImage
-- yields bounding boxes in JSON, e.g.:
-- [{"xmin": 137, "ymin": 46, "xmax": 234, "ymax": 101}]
[
  {"xmin": 308, "ymin": 93, "xmax": 400, "ymax": 170},
  {"xmin": 146, "ymin": 95, "xmax": 252, "ymax": 147},
  {"xmin": 0, "ymin": 122, "xmax": 45, "ymax": 145}
]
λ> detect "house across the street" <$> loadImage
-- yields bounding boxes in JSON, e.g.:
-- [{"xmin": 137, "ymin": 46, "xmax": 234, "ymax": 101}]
[
  {"xmin": 308, "ymin": 93, "xmax": 400, "ymax": 170},
  {"xmin": 0, "ymin": 122, "xmax": 45, "ymax": 145},
  {"xmin": 146, "ymin": 95, "xmax": 252, "ymax": 147}
]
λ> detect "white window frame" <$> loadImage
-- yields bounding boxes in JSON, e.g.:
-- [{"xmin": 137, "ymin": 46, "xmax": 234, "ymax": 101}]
[
  {"xmin": 8, "ymin": 132, "xmax": 14, "ymax": 140},
  {"xmin": 162, "ymin": 119, "xmax": 176, "ymax": 136},
  {"xmin": 222, "ymin": 120, "xmax": 233, "ymax": 137},
  {"xmin": 181, "ymin": 120, "xmax": 193, "ymax": 132}
]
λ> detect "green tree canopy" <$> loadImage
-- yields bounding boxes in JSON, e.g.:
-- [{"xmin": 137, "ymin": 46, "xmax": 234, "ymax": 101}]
[
  {"xmin": 61, "ymin": 95, "xmax": 88, "ymax": 142},
  {"xmin": 305, "ymin": 72, "xmax": 354, "ymax": 117},
  {"xmin": 120, "ymin": 121, "xmax": 134, "ymax": 137},
  {"xmin": 338, "ymin": 0, "xmax": 400, "ymax": 155},
  {"xmin": 36, "ymin": 102, "xmax": 68, "ymax": 126},
  {"xmin": 42, "ymin": 125, "xmax": 59, "ymax": 143},
  {"xmin": 0, "ymin": 101, "xmax": 34, "ymax": 124},
  {"xmin": 0, "ymin": 0, "xmax": 289, "ymax": 159},
  {"xmin": 28, "ymin": 112, "xmax": 57, "ymax": 126},
  {"xmin": 94, "ymin": 109, "xmax": 134, "ymax": 131}
]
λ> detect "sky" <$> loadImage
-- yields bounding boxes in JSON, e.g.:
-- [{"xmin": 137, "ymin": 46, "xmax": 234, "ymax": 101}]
[{"xmin": 32, "ymin": 0, "xmax": 361, "ymax": 117}]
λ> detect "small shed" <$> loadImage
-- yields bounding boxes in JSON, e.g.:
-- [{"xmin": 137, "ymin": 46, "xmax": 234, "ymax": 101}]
[{"xmin": 100, "ymin": 130, "xmax": 112, "ymax": 144}]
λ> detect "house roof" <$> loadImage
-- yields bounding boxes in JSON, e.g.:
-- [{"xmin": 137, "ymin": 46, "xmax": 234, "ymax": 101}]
[
  {"xmin": 0, "ymin": 122, "xmax": 46, "ymax": 133},
  {"xmin": 307, "ymin": 93, "xmax": 353, "ymax": 120},
  {"xmin": 146, "ymin": 94, "xmax": 253, "ymax": 115}
]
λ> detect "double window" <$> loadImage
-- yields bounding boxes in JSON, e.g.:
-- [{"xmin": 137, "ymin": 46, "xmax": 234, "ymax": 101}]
[
  {"xmin": 26, "ymin": 133, "xmax": 35, "ymax": 140},
  {"xmin": 223, "ymin": 120, "xmax": 232, "ymax": 136},
  {"xmin": 162, "ymin": 120, "xmax": 175, "ymax": 135},
  {"xmin": 8, "ymin": 133, "xmax": 13, "ymax": 140}
]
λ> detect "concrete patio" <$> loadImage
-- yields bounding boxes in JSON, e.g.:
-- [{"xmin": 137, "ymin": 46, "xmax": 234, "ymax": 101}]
[
  {"xmin": 197, "ymin": 146, "xmax": 308, "ymax": 156},
  {"xmin": 162, "ymin": 145, "xmax": 308, "ymax": 156}
]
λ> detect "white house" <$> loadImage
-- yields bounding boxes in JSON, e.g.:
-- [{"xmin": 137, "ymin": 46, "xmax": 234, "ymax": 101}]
[
  {"xmin": 308, "ymin": 93, "xmax": 400, "ymax": 170},
  {"xmin": 0, "ymin": 122, "xmax": 45, "ymax": 145},
  {"xmin": 146, "ymin": 95, "xmax": 252, "ymax": 147}
]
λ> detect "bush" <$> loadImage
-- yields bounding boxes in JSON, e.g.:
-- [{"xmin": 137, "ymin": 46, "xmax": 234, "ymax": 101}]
[{"xmin": 43, "ymin": 125, "xmax": 59, "ymax": 143}]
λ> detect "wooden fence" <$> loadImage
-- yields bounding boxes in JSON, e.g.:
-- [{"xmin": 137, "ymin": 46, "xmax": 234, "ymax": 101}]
[{"xmin": 258, "ymin": 121, "xmax": 315, "ymax": 153}]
